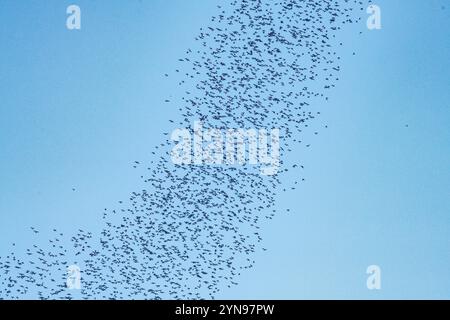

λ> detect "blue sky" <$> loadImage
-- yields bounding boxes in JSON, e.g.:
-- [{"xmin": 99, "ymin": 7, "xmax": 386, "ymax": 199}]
[{"xmin": 0, "ymin": 0, "xmax": 449, "ymax": 299}]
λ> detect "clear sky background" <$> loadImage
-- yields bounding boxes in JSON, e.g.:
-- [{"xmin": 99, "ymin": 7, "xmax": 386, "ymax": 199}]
[{"xmin": 0, "ymin": 0, "xmax": 449, "ymax": 299}]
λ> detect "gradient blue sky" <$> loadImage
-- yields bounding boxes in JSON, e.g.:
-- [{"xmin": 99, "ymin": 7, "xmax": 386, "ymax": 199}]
[{"xmin": 0, "ymin": 0, "xmax": 449, "ymax": 299}]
